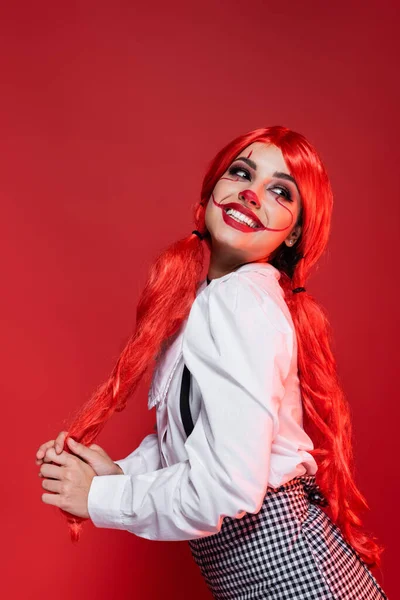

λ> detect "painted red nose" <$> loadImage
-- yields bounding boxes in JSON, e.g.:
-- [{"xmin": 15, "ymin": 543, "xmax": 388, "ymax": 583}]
[{"xmin": 239, "ymin": 189, "xmax": 260, "ymax": 205}]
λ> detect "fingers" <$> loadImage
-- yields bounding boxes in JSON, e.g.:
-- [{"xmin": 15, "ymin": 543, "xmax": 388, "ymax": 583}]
[
  {"xmin": 88, "ymin": 443, "xmax": 108, "ymax": 457},
  {"xmin": 39, "ymin": 461, "xmax": 63, "ymax": 480},
  {"xmin": 54, "ymin": 431, "xmax": 69, "ymax": 454},
  {"xmin": 88, "ymin": 443, "xmax": 102, "ymax": 451},
  {"xmin": 35, "ymin": 440, "xmax": 55, "ymax": 465},
  {"xmin": 42, "ymin": 446, "xmax": 65, "ymax": 464},
  {"xmin": 43, "ymin": 447, "xmax": 70, "ymax": 467},
  {"xmin": 41, "ymin": 478, "xmax": 62, "ymax": 494},
  {"xmin": 41, "ymin": 491, "xmax": 61, "ymax": 507},
  {"xmin": 35, "ymin": 431, "xmax": 69, "ymax": 465},
  {"xmin": 66, "ymin": 437, "xmax": 91, "ymax": 460}
]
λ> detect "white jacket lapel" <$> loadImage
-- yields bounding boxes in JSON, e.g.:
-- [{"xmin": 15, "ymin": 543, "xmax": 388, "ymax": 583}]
[{"xmin": 147, "ymin": 278, "xmax": 208, "ymax": 410}]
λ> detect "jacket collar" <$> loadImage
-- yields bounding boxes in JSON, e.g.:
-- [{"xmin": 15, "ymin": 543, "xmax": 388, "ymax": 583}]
[{"xmin": 204, "ymin": 261, "xmax": 280, "ymax": 285}]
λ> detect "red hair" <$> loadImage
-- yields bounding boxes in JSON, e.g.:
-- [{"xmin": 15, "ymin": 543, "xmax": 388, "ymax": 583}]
[{"xmin": 60, "ymin": 126, "xmax": 385, "ymax": 571}]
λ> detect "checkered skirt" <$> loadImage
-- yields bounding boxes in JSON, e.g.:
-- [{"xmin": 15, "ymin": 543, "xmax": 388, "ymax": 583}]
[{"xmin": 188, "ymin": 474, "xmax": 388, "ymax": 599}]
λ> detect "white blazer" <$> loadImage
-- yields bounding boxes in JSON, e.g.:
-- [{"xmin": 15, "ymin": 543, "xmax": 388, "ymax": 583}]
[{"xmin": 88, "ymin": 262, "xmax": 318, "ymax": 541}]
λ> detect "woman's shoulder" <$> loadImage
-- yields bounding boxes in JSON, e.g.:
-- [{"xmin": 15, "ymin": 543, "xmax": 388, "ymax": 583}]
[{"xmin": 198, "ymin": 263, "xmax": 293, "ymax": 335}]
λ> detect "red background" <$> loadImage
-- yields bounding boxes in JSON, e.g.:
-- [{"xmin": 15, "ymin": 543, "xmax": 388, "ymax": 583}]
[{"xmin": 1, "ymin": 1, "xmax": 396, "ymax": 598}]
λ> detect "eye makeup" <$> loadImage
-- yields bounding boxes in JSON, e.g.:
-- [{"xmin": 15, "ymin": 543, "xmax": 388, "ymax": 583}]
[
  {"xmin": 226, "ymin": 163, "xmax": 294, "ymax": 203},
  {"xmin": 230, "ymin": 156, "xmax": 300, "ymax": 197}
]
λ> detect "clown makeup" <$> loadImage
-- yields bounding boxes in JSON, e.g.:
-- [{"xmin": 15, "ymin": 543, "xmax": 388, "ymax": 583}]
[{"xmin": 204, "ymin": 142, "xmax": 302, "ymax": 280}]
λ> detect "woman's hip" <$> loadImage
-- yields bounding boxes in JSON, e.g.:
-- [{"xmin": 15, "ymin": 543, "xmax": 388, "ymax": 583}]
[{"xmin": 188, "ymin": 475, "xmax": 387, "ymax": 600}]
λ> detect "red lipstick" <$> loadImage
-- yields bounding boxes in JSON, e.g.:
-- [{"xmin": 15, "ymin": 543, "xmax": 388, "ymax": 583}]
[{"xmin": 212, "ymin": 194, "xmax": 266, "ymax": 232}]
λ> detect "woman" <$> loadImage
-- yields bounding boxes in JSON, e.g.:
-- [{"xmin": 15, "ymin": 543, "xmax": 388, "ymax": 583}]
[{"xmin": 36, "ymin": 126, "xmax": 388, "ymax": 599}]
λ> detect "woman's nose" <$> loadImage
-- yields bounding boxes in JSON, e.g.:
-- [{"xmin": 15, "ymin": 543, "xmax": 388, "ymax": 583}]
[{"xmin": 238, "ymin": 189, "xmax": 261, "ymax": 208}]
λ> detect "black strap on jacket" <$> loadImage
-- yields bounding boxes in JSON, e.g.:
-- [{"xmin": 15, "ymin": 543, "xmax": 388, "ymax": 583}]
[
  {"xmin": 179, "ymin": 275, "xmax": 211, "ymax": 438},
  {"xmin": 180, "ymin": 363, "xmax": 194, "ymax": 438}
]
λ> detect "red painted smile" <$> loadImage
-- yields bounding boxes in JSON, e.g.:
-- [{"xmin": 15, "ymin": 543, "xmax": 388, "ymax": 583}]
[
  {"xmin": 211, "ymin": 194, "xmax": 265, "ymax": 233},
  {"xmin": 211, "ymin": 193, "xmax": 293, "ymax": 233}
]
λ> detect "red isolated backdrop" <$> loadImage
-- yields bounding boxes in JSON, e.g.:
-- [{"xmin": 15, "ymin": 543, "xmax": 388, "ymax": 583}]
[{"xmin": 1, "ymin": 1, "xmax": 397, "ymax": 598}]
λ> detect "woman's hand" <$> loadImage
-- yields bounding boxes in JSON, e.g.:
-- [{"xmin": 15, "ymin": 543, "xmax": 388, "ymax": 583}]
[
  {"xmin": 36, "ymin": 432, "xmax": 123, "ymax": 476},
  {"xmin": 38, "ymin": 441, "xmax": 96, "ymax": 519},
  {"xmin": 35, "ymin": 430, "xmax": 68, "ymax": 465}
]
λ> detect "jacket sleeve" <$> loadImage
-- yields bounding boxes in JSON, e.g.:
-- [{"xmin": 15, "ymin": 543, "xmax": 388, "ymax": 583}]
[
  {"xmin": 87, "ymin": 270, "xmax": 293, "ymax": 541},
  {"xmin": 113, "ymin": 433, "xmax": 162, "ymax": 476}
]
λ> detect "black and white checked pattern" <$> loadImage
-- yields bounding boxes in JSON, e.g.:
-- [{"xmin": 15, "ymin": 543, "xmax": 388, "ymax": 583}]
[{"xmin": 188, "ymin": 475, "xmax": 388, "ymax": 599}]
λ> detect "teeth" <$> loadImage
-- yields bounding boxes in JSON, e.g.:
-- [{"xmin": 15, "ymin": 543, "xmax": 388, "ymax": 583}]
[{"xmin": 225, "ymin": 208, "xmax": 259, "ymax": 228}]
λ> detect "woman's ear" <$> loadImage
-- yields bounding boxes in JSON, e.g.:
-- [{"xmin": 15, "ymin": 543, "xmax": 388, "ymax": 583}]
[{"xmin": 285, "ymin": 225, "xmax": 302, "ymax": 247}]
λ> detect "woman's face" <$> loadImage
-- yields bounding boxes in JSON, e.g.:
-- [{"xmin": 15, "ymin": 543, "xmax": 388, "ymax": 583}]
[{"xmin": 205, "ymin": 142, "xmax": 302, "ymax": 276}]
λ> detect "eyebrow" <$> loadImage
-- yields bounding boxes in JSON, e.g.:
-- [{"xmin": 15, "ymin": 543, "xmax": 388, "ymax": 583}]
[{"xmin": 232, "ymin": 156, "xmax": 300, "ymax": 196}]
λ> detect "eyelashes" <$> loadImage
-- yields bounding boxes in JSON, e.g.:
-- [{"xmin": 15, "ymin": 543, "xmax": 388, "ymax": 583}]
[
  {"xmin": 227, "ymin": 165, "xmax": 293, "ymax": 202},
  {"xmin": 227, "ymin": 166, "xmax": 252, "ymax": 181}
]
